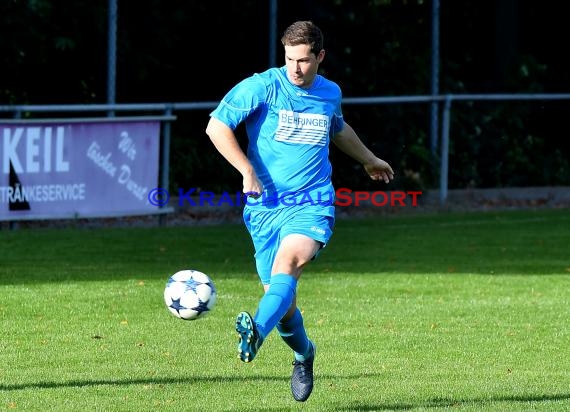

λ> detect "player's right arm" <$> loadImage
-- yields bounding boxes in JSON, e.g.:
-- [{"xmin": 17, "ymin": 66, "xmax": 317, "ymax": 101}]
[{"xmin": 205, "ymin": 117, "xmax": 263, "ymax": 195}]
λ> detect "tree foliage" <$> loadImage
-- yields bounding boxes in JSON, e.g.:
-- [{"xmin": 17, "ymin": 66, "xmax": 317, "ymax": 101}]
[{"xmin": 1, "ymin": 0, "xmax": 568, "ymax": 189}]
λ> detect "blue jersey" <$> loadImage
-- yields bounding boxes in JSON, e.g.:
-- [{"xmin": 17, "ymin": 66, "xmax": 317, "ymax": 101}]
[{"xmin": 209, "ymin": 66, "xmax": 344, "ymax": 209}]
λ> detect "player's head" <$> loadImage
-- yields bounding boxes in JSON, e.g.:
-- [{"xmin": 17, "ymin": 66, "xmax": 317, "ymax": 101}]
[
  {"xmin": 281, "ymin": 20, "xmax": 324, "ymax": 56},
  {"xmin": 281, "ymin": 21, "xmax": 325, "ymax": 89}
]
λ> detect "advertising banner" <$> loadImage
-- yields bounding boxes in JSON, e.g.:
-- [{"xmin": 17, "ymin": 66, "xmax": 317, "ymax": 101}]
[{"xmin": 1, "ymin": 118, "xmax": 162, "ymax": 220}]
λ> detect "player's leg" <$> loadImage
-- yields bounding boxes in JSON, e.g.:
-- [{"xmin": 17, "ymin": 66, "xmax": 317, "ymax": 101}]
[
  {"xmin": 277, "ymin": 305, "xmax": 312, "ymax": 362},
  {"xmin": 273, "ymin": 211, "xmax": 333, "ymax": 402},
  {"xmin": 236, "ymin": 207, "xmax": 332, "ymax": 369},
  {"xmin": 272, "ymin": 238, "xmax": 319, "ymax": 402},
  {"xmin": 236, "ymin": 234, "xmax": 320, "ymax": 363},
  {"xmin": 252, "ymin": 234, "xmax": 321, "ymax": 337}
]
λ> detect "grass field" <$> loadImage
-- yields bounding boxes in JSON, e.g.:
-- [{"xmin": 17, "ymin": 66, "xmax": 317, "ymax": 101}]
[{"xmin": 1, "ymin": 208, "xmax": 569, "ymax": 411}]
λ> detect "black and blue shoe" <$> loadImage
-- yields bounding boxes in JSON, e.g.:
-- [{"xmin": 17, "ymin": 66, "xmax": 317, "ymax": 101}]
[{"xmin": 291, "ymin": 341, "xmax": 315, "ymax": 402}]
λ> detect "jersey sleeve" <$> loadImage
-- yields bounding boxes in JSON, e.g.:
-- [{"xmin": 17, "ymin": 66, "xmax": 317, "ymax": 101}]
[
  {"xmin": 330, "ymin": 87, "xmax": 345, "ymax": 136},
  {"xmin": 209, "ymin": 76, "xmax": 267, "ymax": 130},
  {"xmin": 330, "ymin": 110, "xmax": 344, "ymax": 135}
]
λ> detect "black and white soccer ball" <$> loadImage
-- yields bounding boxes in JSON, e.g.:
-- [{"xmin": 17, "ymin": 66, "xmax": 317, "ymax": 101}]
[{"xmin": 164, "ymin": 269, "xmax": 217, "ymax": 320}]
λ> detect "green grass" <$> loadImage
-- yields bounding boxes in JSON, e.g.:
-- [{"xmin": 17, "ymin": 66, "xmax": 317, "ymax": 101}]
[{"xmin": 1, "ymin": 208, "xmax": 569, "ymax": 411}]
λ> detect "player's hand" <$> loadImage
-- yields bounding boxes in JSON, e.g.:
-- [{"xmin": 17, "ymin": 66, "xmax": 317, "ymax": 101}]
[
  {"xmin": 363, "ymin": 158, "xmax": 395, "ymax": 184},
  {"xmin": 243, "ymin": 171, "xmax": 264, "ymax": 198}
]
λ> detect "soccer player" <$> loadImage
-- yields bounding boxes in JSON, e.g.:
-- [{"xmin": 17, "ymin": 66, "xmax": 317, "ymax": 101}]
[{"xmin": 205, "ymin": 20, "xmax": 394, "ymax": 402}]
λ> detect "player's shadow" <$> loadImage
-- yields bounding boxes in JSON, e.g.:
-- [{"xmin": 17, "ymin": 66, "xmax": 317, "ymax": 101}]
[{"xmin": 0, "ymin": 374, "xmax": 288, "ymax": 392}]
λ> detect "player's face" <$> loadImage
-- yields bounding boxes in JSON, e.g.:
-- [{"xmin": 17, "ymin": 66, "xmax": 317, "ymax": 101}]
[{"xmin": 284, "ymin": 44, "xmax": 325, "ymax": 89}]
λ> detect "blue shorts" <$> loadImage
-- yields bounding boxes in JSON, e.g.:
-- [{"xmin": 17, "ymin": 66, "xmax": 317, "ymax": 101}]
[{"xmin": 243, "ymin": 204, "xmax": 335, "ymax": 285}]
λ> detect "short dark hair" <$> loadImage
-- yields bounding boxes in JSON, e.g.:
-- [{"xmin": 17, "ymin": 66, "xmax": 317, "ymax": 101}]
[{"xmin": 281, "ymin": 21, "xmax": 323, "ymax": 56}]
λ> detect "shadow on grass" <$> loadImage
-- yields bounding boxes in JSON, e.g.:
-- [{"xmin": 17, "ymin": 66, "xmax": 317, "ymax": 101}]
[
  {"xmin": 2, "ymin": 375, "xmax": 569, "ymax": 410},
  {"xmin": 1, "ymin": 209, "xmax": 569, "ymax": 284},
  {"xmin": 335, "ymin": 392, "xmax": 570, "ymax": 410},
  {"xmin": 0, "ymin": 374, "xmax": 288, "ymax": 392}
]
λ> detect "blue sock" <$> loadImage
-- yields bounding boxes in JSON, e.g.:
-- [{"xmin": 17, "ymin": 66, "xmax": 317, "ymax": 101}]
[
  {"xmin": 276, "ymin": 307, "xmax": 313, "ymax": 361},
  {"xmin": 254, "ymin": 274, "xmax": 297, "ymax": 339}
]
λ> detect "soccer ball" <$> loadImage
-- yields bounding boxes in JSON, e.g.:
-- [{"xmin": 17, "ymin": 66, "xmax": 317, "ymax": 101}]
[{"xmin": 164, "ymin": 269, "xmax": 217, "ymax": 320}]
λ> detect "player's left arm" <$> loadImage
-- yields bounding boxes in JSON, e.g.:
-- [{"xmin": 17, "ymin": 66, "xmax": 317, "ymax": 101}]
[{"xmin": 332, "ymin": 121, "xmax": 395, "ymax": 184}]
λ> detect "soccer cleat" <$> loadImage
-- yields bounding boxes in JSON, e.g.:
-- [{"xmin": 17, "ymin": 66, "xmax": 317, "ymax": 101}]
[
  {"xmin": 235, "ymin": 311, "xmax": 262, "ymax": 363},
  {"xmin": 291, "ymin": 342, "xmax": 315, "ymax": 402}
]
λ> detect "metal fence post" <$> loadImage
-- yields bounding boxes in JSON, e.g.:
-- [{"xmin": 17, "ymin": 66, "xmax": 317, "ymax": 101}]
[
  {"xmin": 107, "ymin": 0, "xmax": 118, "ymax": 117},
  {"xmin": 159, "ymin": 104, "xmax": 173, "ymax": 226},
  {"xmin": 430, "ymin": 0, "xmax": 440, "ymax": 162},
  {"xmin": 439, "ymin": 95, "xmax": 452, "ymax": 206}
]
